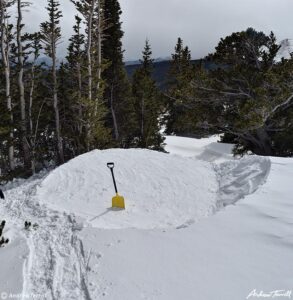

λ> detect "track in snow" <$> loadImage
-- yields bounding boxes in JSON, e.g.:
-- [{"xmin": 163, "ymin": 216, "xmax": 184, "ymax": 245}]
[
  {"xmin": 1, "ymin": 175, "xmax": 92, "ymax": 300},
  {"xmin": 214, "ymin": 156, "xmax": 271, "ymax": 208}
]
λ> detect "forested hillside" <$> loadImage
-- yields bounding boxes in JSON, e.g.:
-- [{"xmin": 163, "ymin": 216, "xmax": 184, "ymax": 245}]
[{"xmin": 125, "ymin": 59, "xmax": 218, "ymax": 90}]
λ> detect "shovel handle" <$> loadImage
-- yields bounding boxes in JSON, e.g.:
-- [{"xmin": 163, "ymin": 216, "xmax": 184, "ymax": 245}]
[
  {"xmin": 107, "ymin": 162, "xmax": 114, "ymax": 169},
  {"xmin": 107, "ymin": 162, "xmax": 118, "ymax": 193}
]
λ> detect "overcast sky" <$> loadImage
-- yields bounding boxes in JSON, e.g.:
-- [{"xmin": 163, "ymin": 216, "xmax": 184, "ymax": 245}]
[{"xmin": 23, "ymin": 0, "xmax": 293, "ymax": 61}]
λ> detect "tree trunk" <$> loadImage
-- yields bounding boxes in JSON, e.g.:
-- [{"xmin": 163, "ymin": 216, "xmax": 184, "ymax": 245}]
[
  {"xmin": 85, "ymin": 0, "xmax": 95, "ymax": 151},
  {"xmin": 110, "ymin": 84, "xmax": 119, "ymax": 141},
  {"xmin": 48, "ymin": 8, "xmax": 64, "ymax": 165},
  {"xmin": 77, "ymin": 61, "xmax": 83, "ymax": 134},
  {"xmin": 52, "ymin": 44, "xmax": 64, "ymax": 164},
  {"xmin": 29, "ymin": 63, "xmax": 35, "ymax": 174},
  {"xmin": 255, "ymin": 128, "xmax": 273, "ymax": 156},
  {"xmin": 29, "ymin": 65, "xmax": 35, "ymax": 138},
  {"xmin": 141, "ymin": 98, "xmax": 144, "ymax": 144},
  {"xmin": 239, "ymin": 128, "xmax": 273, "ymax": 156},
  {"xmin": 1, "ymin": 11, "xmax": 14, "ymax": 171},
  {"xmin": 76, "ymin": 60, "xmax": 84, "ymax": 154},
  {"xmin": 87, "ymin": 0, "xmax": 94, "ymax": 102},
  {"xmin": 17, "ymin": 0, "xmax": 30, "ymax": 170},
  {"xmin": 95, "ymin": 0, "xmax": 102, "ymax": 114}
]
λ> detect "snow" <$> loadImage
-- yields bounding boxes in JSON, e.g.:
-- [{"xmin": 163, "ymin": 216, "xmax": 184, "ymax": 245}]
[
  {"xmin": 0, "ymin": 228, "xmax": 28, "ymax": 297},
  {"xmin": 276, "ymin": 39, "xmax": 293, "ymax": 61},
  {"xmin": 165, "ymin": 135, "xmax": 234, "ymax": 162},
  {"xmin": 0, "ymin": 135, "xmax": 293, "ymax": 300},
  {"xmin": 215, "ymin": 156, "xmax": 271, "ymax": 207},
  {"xmin": 37, "ymin": 149, "xmax": 218, "ymax": 229}
]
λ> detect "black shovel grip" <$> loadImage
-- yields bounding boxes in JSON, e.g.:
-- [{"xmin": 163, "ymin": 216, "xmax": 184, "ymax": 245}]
[
  {"xmin": 107, "ymin": 162, "xmax": 118, "ymax": 193},
  {"xmin": 107, "ymin": 162, "xmax": 114, "ymax": 169}
]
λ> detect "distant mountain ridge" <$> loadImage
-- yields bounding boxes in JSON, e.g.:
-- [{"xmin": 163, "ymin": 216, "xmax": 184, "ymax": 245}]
[
  {"xmin": 125, "ymin": 59, "xmax": 217, "ymax": 90},
  {"xmin": 125, "ymin": 39, "xmax": 293, "ymax": 90},
  {"xmin": 125, "ymin": 60, "xmax": 171, "ymax": 90},
  {"xmin": 125, "ymin": 57, "xmax": 171, "ymax": 66},
  {"xmin": 38, "ymin": 40, "xmax": 293, "ymax": 92}
]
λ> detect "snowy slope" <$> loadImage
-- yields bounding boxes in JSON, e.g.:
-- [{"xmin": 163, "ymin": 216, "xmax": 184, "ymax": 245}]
[{"xmin": 0, "ymin": 136, "xmax": 292, "ymax": 300}]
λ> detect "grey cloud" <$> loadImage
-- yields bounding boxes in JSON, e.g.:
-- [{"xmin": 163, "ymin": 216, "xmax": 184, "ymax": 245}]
[{"xmin": 22, "ymin": 0, "xmax": 293, "ymax": 60}]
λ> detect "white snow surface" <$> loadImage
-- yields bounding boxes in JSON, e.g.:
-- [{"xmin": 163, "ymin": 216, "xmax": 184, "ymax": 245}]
[
  {"xmin": 276, "ymin": 38, "xmax": 293, "ymax": 61},
  {"xmin": 37, "ymin": 149, "xmax": 218, "ymax": 229},
  {"xmin": 0, "ymin": 135, "xmax": 293, "ymax": 300},
  {"xmin": 165, "ymin": 135, "xmax": 234, "ymax": 162}
]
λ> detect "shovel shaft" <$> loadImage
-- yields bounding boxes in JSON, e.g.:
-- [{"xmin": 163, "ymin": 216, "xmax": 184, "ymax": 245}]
[{"xmin": 110, "ymin": 168, "xmax": 118, "ymax": 194}]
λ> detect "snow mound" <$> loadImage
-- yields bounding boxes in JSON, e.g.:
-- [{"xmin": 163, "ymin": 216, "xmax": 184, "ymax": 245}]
[{"xmin": 37, "ymin": 149, "xmax": 218, "ymax": 229}]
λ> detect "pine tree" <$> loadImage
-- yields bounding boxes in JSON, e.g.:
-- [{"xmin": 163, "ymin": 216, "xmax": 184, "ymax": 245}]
[
  {"xmin": 165, "ymin": 38, "xmax": 196, "ymax": 135},
  {"xmin": 191, "ymin": 28, "xmax": 293, "ymax": 156},
  {"xmin": 25, "ymin": 32, "xmax": 43, "ymax": 174},
  {"xmin": 102, "ymin": 0, "xmax": 136, "ymax": 147},
  {"xmin": 70, "ymin": 1, "xmax": 111, "ymax": 151},
  {"xmin": 65, "ymin": 15, "xmax": 86, "ymax": 154},
  {"xmin": 40, "ymin": 0, "xmax": 64, "ymax": 164},
  {"xmin": 132, "ymin": 40, "xmax": 165, "ymax": 150}
]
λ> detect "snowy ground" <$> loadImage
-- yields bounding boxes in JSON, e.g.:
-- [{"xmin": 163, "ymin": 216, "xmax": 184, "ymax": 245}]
[{"xmin": 0, "ymin": 136, "xmax": 292, "ymax": 300}]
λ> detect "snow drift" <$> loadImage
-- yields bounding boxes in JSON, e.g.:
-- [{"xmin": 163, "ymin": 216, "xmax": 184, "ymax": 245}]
[{"xmin": 37, "ymin": 149, "xmax": 218, "ymax": 229}]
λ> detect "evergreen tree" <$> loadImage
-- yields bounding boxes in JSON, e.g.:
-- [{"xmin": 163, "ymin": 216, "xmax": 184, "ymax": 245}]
[
  {"xmin": 65, "ymin": 15, "xmax": 87, "ymax": 155},
  {"xmin": 70, "ymin": 1, "xmax": 112, "ymax": 152},
  {"xmin": 40, "ymin": 0, "xmax": 64, "ymax": 164},
  {"xmin": 25, "ymin": 32, "xmax": 43, "ymax": 174},
  {"xmin": 165, "ymin": 38, "xmax": 196, "ymax": 136},
  {"xmin": 102, "ymin": 0, "xmax": 136, "ymax": 147},
  {"xmin": 192, "ymin": 28, "xmax": 293, "ymax": 156},
  {"xmin": 132, "ymin": 40, "xmax": 165, "ymax": 150}
]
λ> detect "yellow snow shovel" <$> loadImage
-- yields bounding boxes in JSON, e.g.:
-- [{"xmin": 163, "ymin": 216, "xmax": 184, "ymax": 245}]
[{"xmin": 107, "ymin": 162, "xmax": 125, "ymax": 209}]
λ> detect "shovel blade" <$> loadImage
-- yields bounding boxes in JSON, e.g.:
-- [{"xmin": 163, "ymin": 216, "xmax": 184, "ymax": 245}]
[{"xmin": 112, "ymin": 194, "xmax": 125, "ymax": 209}]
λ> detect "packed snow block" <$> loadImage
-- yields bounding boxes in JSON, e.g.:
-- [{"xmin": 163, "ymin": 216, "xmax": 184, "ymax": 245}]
[{"xmin": 37, "ymin": 149, "xmax": 219, "ymax": 229}]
